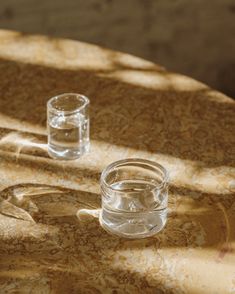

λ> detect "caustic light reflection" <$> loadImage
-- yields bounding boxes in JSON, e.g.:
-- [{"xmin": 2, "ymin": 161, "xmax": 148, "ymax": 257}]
[
  {"xmin": 0, "ymin": 184, "xmax": 65, "ymax": 223},
  {"xmin": 77, "ymin": 208, "xmax": 100, "ymax": 220},
  {"xmin": 0, "ymin": 131, "xmax": 47, "ymax": 158}
]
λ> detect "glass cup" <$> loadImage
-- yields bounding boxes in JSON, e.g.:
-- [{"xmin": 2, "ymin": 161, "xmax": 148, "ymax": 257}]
[
  {"xmin": 47, "ymin": 93, "xmax": 90, "ymax": 160},
  {"xmin": 100, "ymin": 158, "xmax": 169, "ymax": 238}
]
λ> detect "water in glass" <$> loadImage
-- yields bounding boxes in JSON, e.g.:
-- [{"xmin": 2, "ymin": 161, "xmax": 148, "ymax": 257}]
[
  {"xmin": 48, "ymin": 113, "xmax": 89, "ymax": 159},
  {"xmin": 101, "ymin": 179, "xmax": 168, "ymax": 238}
]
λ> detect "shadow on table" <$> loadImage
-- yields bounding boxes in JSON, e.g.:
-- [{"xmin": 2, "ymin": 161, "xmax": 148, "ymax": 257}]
[
  {"xmin": 0, "ymin": 183, "xmax": 233, "ymax": 293},
  {"xmin": 0, "ymin": 57, "xmax": 234, "ymax": 168},
  {"xmin": 0, "ymin": 183, "xmax": 232, "ymax": 250},
  {"xmin": 0, "ymin": 256, "xmax": 175, "ymax": 293},
  {"xmin": 0, "ymin": 127, "xmax": 48, "ymax": 158}
]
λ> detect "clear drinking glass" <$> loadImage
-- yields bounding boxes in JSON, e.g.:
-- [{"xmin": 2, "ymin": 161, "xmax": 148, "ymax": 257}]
[
  {"xmin": 100, "ymin": 158, "xmax": 169, "ymax": 238},
  {"xmin": 47, "ymin": 93, "xmax": 90, "ymax": 160}
]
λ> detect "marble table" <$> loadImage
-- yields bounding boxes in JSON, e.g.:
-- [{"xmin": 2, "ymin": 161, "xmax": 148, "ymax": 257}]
[{"xmin": 0, "ymin": 29, "xmax": 234, "ymax": 294}]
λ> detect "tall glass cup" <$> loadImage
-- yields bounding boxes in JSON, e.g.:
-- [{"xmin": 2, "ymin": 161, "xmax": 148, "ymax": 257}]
[
  {"xmin": 100, "ymin": 158, "xmax": 169, "ymax": 238},
  {"xmin": 47, "ymin": 93, "xmax": 89, "ymax": 160}
]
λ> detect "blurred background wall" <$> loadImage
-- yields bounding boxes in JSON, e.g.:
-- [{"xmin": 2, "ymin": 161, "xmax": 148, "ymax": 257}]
[{"xmin": 0, "ymin": 0, "xmax": 234, "ymax": 97}]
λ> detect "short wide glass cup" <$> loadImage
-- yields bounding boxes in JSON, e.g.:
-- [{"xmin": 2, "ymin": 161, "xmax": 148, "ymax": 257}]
[
  {"xmin": 47, "ymin": 93, "xmax": 90, "ymax": 160},
  {"xmin": 100, "ymin": 158, "xmax": 169, "ymax": 239}
]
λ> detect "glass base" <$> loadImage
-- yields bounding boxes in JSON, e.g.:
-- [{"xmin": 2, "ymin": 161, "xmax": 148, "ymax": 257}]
[
  {"xmin": 48, "ymin": 144, "xmax": 89, "ymax": 160},
  {"xmin": 99, "ymin": 209, "xmax": 167, "ymax": 239}
]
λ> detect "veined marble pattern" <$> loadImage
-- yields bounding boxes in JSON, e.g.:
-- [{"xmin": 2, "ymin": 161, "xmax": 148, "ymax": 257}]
[{"xmin": 0, "ymin": 30, "xmax": 234, "ymax": 294}]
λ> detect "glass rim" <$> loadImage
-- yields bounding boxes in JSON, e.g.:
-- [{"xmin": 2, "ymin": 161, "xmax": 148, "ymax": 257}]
[
  {"xmin": 101, "ymin": 158, "xmax": 169, "ymax": 193},
  {"xmin": 47, "ymin": 93, "xmax": 89, "ymax": 115}
]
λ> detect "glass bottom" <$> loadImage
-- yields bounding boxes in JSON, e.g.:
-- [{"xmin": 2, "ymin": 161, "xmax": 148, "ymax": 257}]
[
  {"xmin": 48, "ymin": 143, "xmax": 89, "ymax": 160},
  {"xmin": 100, "ymin": 207, "xmax": 167, "ymax": 239}
]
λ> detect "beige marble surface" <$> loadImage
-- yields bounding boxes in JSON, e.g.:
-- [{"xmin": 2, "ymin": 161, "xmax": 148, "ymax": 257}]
[{"xmin": 0, "ymin": 29, "xmax": 234, "ymax": 294}]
